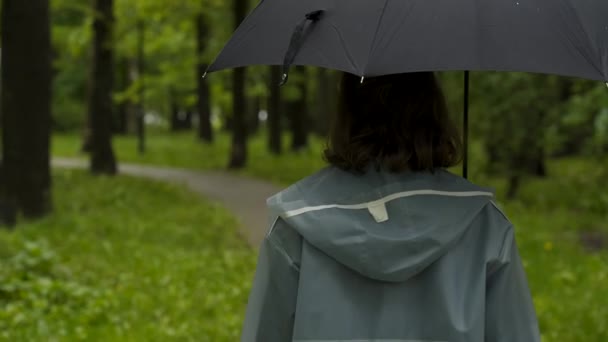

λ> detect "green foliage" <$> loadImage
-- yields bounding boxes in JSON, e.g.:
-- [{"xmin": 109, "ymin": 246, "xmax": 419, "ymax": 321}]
[
  {"xmin": 48, "ymin": 0, "xmax": 608, "ymax": 177},
  {"xmin": 49, "ymin": 0, "xmax": 237, "ymax": 130},
  {"xmin": 110, "ymin": 0, "xmax": 237, "ymax": 120},
  {"xmin": 0, "ymin": 240, "xmax": 116, "ymax": 340},
  {"xmin": 0, "ymin": 170, "xmax": 255, "ymax": 341},
  {"xmin": 513, "ymin": 158, "xmax": 608, "ymax": 215},
  {"xmin": 439, "ymin": 72, "xmax": 607, "ymax": 180},
  {"xmin": 516, "ymin": 220, "xmax": 608, "ymax": 342},
  {"xmin": 499, "ymin": 159, "xmax": 608, "ymax": 341},
  {"xmin": 50, "ymin": 0, "xmax": 318, "ymax": 131},
  {"xmin": 50, "ymin": 0, "xmax": 91, "ymax": 131},
  {"xmin": 595, "ymin": 108, "xmax": 608, "ymax": 152},
  {"xmin": 563, "ymin": 83, "xmax": 608, "ymax": 154},
  {"xmin": 53, "ymin": 130, "xmax": 608, "ymax": 341},
  {"xmin": 468, "ymin": 73, "xmax": 557, "ymax": 175},
  {"xmin": 53, "ymin": 130, "xmax": 328, "ymax": 185}
]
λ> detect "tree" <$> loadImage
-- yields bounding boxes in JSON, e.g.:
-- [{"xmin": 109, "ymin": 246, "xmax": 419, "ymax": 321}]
[
  {"xmin": 1, "ymin": 0, "xmax": 53, "ymax": 223},
  {"xmin": 196, "ymin": 11, "xmax": 213, "ymax": 142},
  {"xmin": 135, "ymin": 19, "xmax": 145, "ymax": 154},
  {"xmin": 88, "ymin": 0, "xmax": 118, "ymax": 174},
  {"xmin": 473, "ymin": 72, "xmax": 564, "ymax": 197},
  {"xmin": 288, "ymin": 66, "xmax": 309, "ymax": 151},
  {"xmin": 248, "ymin": 96, "xmax": 261, "ymax": 134},
  {"xmin": 227, "ymin": 0, "xmax": 248, "ymax": 169},
  {"xmin": 228, "ymin": 66, "xmax": 247, "ymax": 168},
  {"xmin": 313, "ymin": 68, "xmax": 332, "ymax": 136},
  {"xmin": 51, "ymin": 0, "xmax": 92, "ymax": 133},
  {"xmin": 169, "ymin": 87, "xmax": 193, "ymax": 131},
  {"xmin": 267, "ymin": 66, "xmax": 282, "ymax": 154},
  {"xmin": 114, "ymin": 57, "xmax": 131, "ymax": 134},
  {"xmin": 551, "ymin": 79, "xmax": 602, "ymax": 157}
]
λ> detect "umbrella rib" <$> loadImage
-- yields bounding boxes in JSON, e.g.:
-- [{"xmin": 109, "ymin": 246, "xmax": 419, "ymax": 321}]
[
  {"xmin": 363, "ymin": 0, "xmax": 390, "ymax": 77},
  {"xmin": 329, "ymin": 23, "xmax": 359, "ymax": 72},
  {"xmin": 562, "ymin": 0, "xmax": 604, "ymax": 77}
]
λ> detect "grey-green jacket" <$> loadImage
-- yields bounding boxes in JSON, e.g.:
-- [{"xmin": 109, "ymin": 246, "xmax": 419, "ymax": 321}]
[{"xmin": 242, "ymin": 167, "xmax": 540, "ymax": 342}]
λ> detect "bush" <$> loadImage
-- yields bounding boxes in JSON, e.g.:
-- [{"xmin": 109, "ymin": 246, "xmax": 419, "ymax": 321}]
[
  {"xmin": 0, "ymin": 240, "xmax": 116, "ymax": 340},
  {"xmin": 0, "ymin": 170, "xmax": 256, "ymax": 341}
]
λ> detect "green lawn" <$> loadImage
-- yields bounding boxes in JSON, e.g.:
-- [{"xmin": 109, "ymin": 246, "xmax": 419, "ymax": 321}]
[
  {"xmin": 499, "ymin": 159, "xmax": 608, "ymax": 341},
  {"xmin": 53, "ymin": 130, "xmax": 328, "ymax": 185},
  {"xmin": 50, "ymin": 131, "xmax": 608, "ymax": 341},
  {"xmin": 0, "ymin": 170, "xmax": 255, "ymax": 341}
]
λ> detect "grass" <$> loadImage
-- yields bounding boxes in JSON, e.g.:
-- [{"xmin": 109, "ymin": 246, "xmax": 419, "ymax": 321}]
[
  {"xmin": 52, "ymin": 130, "xmax": 327, "ymax": 185},
  {"xmin": 52, "ymin": 130, "xmax": 608, "ymax": 341},
  {"xmin": 0, "ymin": 170, "xmax": 255, "ymax": 341},
  {"xmin": 497, "ymin": 159, "xmax": 608, "ymax": 341}
]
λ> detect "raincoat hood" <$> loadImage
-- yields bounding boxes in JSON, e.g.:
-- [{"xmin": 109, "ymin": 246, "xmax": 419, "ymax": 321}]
[{"xmin": 267, "ymin": 167, "xmax": 494, "ymax": 283}]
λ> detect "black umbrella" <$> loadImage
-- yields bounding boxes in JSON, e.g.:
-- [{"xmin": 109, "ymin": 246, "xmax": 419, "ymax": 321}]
[{"xmin": 206, "ymin": 0, "xmax": 608, "ymax": 178}]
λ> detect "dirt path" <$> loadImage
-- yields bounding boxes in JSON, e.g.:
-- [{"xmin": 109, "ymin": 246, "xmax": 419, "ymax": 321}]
[{"xmin": 52, "ymin": 158, "xmax": 283, "ymax": 248}]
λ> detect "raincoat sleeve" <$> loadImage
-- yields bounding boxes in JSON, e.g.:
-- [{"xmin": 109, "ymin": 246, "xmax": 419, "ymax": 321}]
[
  {"xmin": 241, "ymin": 217, "xmax": 301, "ymax": 342},
  {"xmin": 485, "ymin": 227, "xmax": 541, "ymax": 342}
]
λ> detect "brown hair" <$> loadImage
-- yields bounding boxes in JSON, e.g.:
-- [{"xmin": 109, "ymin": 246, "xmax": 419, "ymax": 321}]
[{"xmin": 324, "ymin": 72, "xmax": 462, "ymax": 173}]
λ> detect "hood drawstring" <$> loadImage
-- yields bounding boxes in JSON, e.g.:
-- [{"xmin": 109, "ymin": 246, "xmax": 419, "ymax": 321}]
[{"xmin": 280, "ymin": 10, "xmax": 324, "ymax": 86}]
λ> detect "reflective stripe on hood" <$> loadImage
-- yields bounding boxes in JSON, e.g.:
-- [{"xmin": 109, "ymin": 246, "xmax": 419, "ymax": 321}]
[{"xmin": 267, "ymin": 167, "xmax": 494, "ymax": 283}]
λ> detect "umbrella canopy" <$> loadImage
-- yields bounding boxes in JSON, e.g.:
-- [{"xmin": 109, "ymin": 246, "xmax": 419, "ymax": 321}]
[
  {"xmin": 208, "ymin": 0, "xmax": 608, "ymax": 82},
  {"xmin": 207, "ymin": 0, "xmax": 608, "ymax": 178}
]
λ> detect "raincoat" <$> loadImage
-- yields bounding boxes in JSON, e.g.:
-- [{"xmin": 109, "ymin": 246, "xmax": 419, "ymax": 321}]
[{"xmin": 241, "ymin": 167, "xmax": 540, "ymax": 342}]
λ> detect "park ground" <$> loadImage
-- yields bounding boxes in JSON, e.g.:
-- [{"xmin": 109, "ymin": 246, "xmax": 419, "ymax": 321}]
[{"xmin": 0, "ymin": 131, "xmax": 606, "ymax": 341}]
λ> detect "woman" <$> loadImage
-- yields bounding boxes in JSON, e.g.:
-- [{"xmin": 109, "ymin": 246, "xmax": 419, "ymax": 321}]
[{"xmin": 241, "ymin": 72, "xmax": 540, "ymax": 342}]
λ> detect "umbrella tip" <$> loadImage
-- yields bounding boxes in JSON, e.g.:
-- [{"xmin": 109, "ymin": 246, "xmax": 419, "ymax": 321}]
[
  {"xmin": 202, "ymin": 72, "xmax": 208, "ymax": 79},
  {"xmin": 360, "ymin": 76, "xmax": 365, "ymax": 84},
  {"xmin": 280, "ymin": 73, "xmax": 289, "ymax": 86}
]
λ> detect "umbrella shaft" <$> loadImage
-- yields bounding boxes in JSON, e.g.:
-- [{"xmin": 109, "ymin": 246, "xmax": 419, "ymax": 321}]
[{"xmin": 463, "ymin": 71, "xmax": 470, "ymax": 180}]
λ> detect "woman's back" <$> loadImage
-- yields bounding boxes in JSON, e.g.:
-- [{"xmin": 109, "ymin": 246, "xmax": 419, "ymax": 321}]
[
  {"xmin": 241, "ymin": 72, "xmax": 540, "ymax": 341},
  {"xmin": 242, "ymin": 167, "xmax": 540, "ymax": 341}
]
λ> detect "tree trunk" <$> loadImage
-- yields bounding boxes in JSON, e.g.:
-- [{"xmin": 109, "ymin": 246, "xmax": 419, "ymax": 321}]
[
  {"xmin": 223, "ymin": 116, "xmax": 233, "ymax": 132},
  {"xmin": 125, "ymin": 59, "xmax": 139, "ymax": 133},
  {"xmin": 533, "ymin": 156, "xmax": 547, "ymax": 177},
  {"xmin": 88, "ymin": 0, "xmax": 117, "ymax": 175},
  {"xmin": 228, "ymin": 67, "xmax": 248, "ymax": 169},
  {"xmin": 136, "ymin": 20, "xmax": 146, "ymax": 154},
  {"xmin": 196, "ymin": 13, "xmax": 213, "ymax": 143},
  {"xmin": 167, "ymin": 93, "xmax": 194, "ymax": 132},
  {"xmin": 81, "ymin": 119, "xmax": 92, "ymax": 152},
  {"xmin": 228, "ymin": 0, "xmax": 248, "ymax": 169},
  {"xmin": 531, "ymin": 145, "xmax": 547, "ymax": 177},
  {"xmin": 248, "ymin": 96, "xmax": 260, "ymax": 135},
  {"xmin": 521, "ymin": 110, "xmax": 547, "ymax": 177},
  {"xmin": 506, "ymin": 174, "xmax": 521, "ymax": 200},
  {"xmin": 169, "ymin": 87, "xmax": 183, "ymax": 131},
  {"xmin": 1, "ymin": 0, "xmax": 53, "ymax": 222},
  {"xmin": 115, "ymin": 57, "xmax": 130, "ymax": 135},
  {"xmin": 0, "ymin": 164, "xmax": 17, "ymax": 226},
  {"xmin": 314, "ymin": 68, "xmax": 331, "ymax": 136},
  {"xmin": 290, "ymin": 66, "xmax": 309, "ymax": 151},
  {"xmin": 184, "ymin": 109, "xmax": 194, "ymax": 130},
  {"xmin": 268, "ymin": 66, "xmax": 282, "ymax": 155}
]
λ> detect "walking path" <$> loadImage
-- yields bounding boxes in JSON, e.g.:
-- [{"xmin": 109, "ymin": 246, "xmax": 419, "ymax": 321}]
[{"xmin": 52, "ymin": 158, "xmax": 283, "ymax": 248}]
